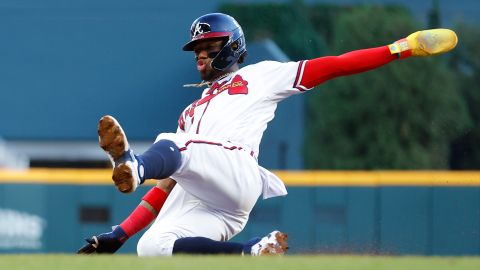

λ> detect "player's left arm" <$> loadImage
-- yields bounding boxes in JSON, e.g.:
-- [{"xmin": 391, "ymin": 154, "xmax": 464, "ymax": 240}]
[
  {"xmin": 77, "ymin": 179, "xmax": 176, "ymax": 254},
  {"xmin": 298, "ymin": 29, "xmax": 458, "ymax": 89}
]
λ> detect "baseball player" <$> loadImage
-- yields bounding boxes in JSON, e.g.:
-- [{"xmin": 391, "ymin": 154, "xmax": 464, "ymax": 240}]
[{"xmin": 78, "ymin": 13, "xmax": 457, "ymax": 256}]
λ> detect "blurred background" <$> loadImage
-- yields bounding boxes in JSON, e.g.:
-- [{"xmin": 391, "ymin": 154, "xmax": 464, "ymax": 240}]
[{"xmin": 0, "ymin": 0, "xmax": 479, "ymax": 255}]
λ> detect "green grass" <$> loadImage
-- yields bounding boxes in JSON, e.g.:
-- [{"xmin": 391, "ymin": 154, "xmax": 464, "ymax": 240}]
[{"xmin": 0, "ymin": 255, "xmax": 479, "ymax": 270}]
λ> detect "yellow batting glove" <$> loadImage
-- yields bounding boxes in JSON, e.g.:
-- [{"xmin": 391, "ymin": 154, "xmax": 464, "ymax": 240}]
[{"xmin": 388, "ymin": 29, "xmax": 458, "ymax": 59}]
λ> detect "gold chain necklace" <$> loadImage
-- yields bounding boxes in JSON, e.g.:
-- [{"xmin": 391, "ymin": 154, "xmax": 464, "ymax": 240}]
[{"xmin": 183, "ymin": 72, "xmax": 235, "ymax": 88}]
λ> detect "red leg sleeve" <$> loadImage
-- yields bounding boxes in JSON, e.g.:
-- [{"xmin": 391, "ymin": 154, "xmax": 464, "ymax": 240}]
[{"xmin": 300, "ymin": 46, "xmax": 398, "ymax": 89}]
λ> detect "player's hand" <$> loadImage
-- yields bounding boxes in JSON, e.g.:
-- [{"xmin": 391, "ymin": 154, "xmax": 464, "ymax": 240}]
[
  {"xmin": 77, "ymin": 225, "xmax": 129, "ymax": 254},
  {"xmin": 388, "ymin": 29, "xmax": 458, "ymax": 58}
]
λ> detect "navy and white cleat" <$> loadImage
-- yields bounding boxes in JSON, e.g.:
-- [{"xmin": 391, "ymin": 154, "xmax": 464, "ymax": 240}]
[
  {"xmin": 98, "ymin": 115, "xmax": 144, "ymax": 193},
  {"xmin": 250, "ymin": 230, "xmax": 289, "ymax": 256}
]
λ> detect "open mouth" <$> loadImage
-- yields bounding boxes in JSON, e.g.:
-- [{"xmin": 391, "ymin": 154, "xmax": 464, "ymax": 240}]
[{"xmin": 197, "ymin": 60, "xmax": 207, "ymax": 71}]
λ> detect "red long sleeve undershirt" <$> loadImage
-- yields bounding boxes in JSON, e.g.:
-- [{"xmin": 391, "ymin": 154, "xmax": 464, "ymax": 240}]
[
  {"xmin": 119, "ymin": 186, "xmax": 168, "ymax": 238},
  {"xmin": 299, "ymin": 46, "xmax": 398, "ymax": 89}
]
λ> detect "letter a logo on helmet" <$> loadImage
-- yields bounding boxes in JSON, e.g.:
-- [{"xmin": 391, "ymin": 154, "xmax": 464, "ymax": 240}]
[
  {"xmin": 192, "ymin": 23, "xmax": 211, "ymax": 38},
  {"xmin": 183, "ymin": 13, "xmax": 247, "ymax": 71}
]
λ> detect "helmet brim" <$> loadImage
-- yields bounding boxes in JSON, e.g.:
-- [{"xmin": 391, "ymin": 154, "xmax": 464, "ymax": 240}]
[{"xmin": 182, "ymin": 32, "xmax": 231, "ymax": 51}]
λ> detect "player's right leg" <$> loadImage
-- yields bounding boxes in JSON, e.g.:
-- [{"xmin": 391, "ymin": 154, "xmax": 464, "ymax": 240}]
[
  {"xmin": 171, "ymin": 231, "xmax": 289, "ymax": 256},
  {"xmin": 98, "ymin": 115, "xmax": 181, "ymax": 193},
  {"xmin": 136, "ymin": 197, "xmax": 288, "ymax": 256}
]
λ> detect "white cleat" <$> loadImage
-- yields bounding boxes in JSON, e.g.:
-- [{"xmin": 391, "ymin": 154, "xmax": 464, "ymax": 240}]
[
  {"xmin": 98, "ymin": 115, "xmax": 143, "ymax": 193},
  {"xmin": 251, "ymin": 230, "xmax": 289, "ymax": 256}
]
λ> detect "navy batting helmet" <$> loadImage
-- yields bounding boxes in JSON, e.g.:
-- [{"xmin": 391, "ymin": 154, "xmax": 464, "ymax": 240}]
[{"xmin": 183, "ymin": 13, "xmax": 247, "ymax": 71}]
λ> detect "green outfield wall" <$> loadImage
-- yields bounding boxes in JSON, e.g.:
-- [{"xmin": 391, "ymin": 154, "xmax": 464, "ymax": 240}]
[{"xmin": 0, "ymin": 169, "xmax": 479, "ymax": 255}]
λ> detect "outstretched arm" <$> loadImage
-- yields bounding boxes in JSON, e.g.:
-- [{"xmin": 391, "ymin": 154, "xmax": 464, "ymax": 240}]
[
  {"xmin": 299, "ymin": 29, "xmax": 458, "ymax": 89},
  {"xmin": 301, "ymin": 46, "xmax": 396, "ymax": 88},
  {"xmin": 78, "ymin": 178, "xmax": 176, "ymax": 254}
]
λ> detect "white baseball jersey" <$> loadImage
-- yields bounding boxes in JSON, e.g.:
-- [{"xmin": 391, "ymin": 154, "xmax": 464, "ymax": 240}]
[
  {"xmin": 137, "ymin": 60, "xmax": 309, "ymax": 256},
  {"xmin": 177, "ymin": 60, "xmax": 309, "ymax": 157}
]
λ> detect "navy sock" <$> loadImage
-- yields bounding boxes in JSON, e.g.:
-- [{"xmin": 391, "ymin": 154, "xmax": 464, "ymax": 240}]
[
  {"xmin": 242, "ymin": 237, "xmax": 261, "ymax": 255},
  {"xmin": 172, "ymin": 237, "xmax": 244, "ymax": 255},
  {"xmin": 136, "ymin": 139, "xmax": 181, "ymax": 181}
]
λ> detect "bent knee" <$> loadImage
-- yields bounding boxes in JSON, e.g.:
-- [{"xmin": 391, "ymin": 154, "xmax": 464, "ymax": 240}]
[{"xmin": 137, "ymin": 232, "xmax": 178, "ymax": 256}]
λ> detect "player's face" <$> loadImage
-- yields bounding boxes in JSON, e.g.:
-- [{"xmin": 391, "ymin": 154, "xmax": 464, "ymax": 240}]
[{"xmin": 193, "ymin": 38, "xmax": 225, "ymax": 81}]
